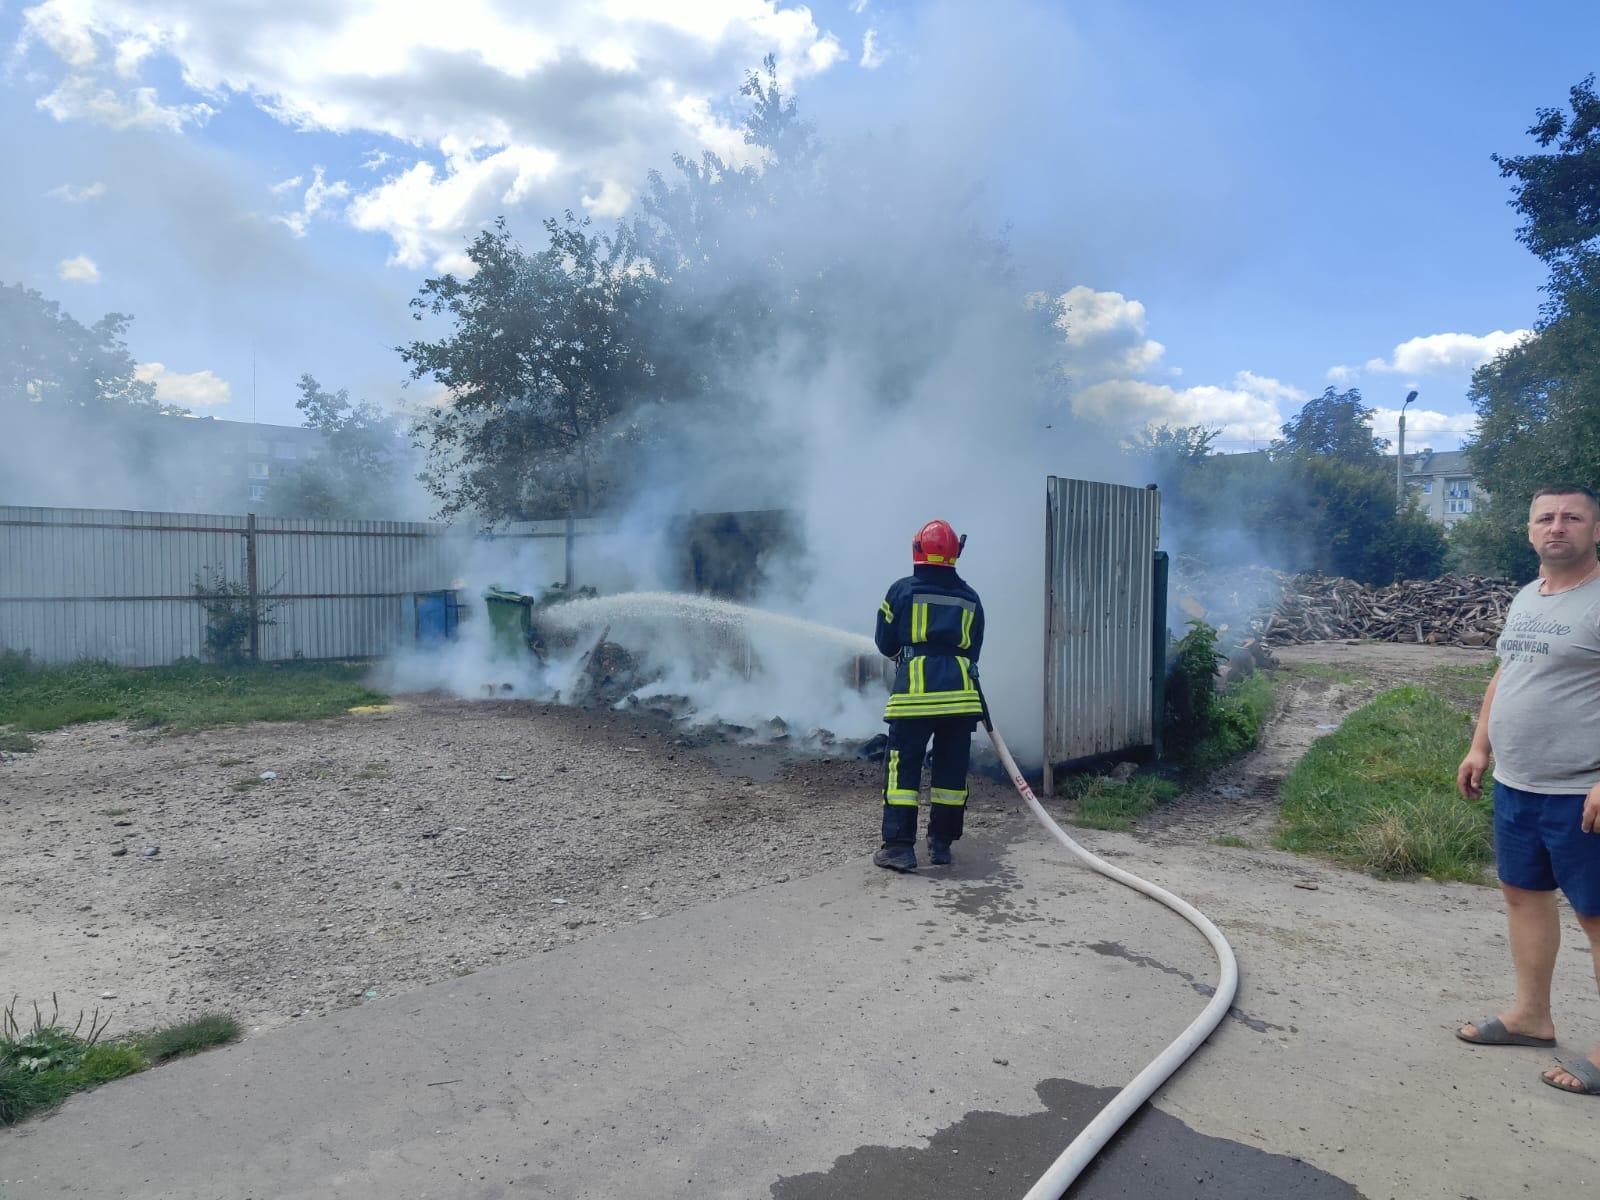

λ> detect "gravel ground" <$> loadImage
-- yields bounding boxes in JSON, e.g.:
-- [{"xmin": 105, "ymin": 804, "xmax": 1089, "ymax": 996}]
[{"xmin": 0, "ymin": 697, "xmax": 1016, "ymax": 1038}]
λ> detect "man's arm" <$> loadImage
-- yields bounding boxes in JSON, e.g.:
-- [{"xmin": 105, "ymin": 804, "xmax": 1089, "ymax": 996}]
[
  {"xmin": 1456, "ymin": 666, "xmax": 1500, "ymax": 799},
  {"xmin": 874, "ymin": 591, "xmax": 901, "ymax": 658}
]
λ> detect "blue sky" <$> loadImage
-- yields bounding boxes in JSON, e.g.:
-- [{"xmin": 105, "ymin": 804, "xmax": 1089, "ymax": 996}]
[{"xmin": 3, "ymin": 0, "xmax": 1594, "ymax": 452}]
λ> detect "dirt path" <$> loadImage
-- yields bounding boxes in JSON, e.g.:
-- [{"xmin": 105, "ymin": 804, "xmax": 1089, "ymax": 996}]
[
  {"xmin": 0, "ymin": 698, "xmax": 1020, "ymax": 1038},
  {"xmin": 0, "ymin": 641, "xmax": 1494, "ymax": 1043},
  {"xmin": 1143, "ymin": 640, "xmax": 1495, "ymax": 847}
]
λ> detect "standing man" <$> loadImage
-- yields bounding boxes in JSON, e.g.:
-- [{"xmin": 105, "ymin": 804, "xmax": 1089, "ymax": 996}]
[
  {"xmin": 871, "ymin": 519, "xmax": 985, "ymax": 872},
  {"xmin": 1456, "ymin": 484, "xmax": 1600, "ymax": 1098}
]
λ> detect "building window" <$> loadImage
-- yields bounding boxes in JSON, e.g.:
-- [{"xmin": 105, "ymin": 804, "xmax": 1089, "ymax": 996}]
[
  {"xmin": 248, "ymin": 461, "xmax": 270, "ymax": 480},
  {"xmin": 1419, "ymin": 481, "xmax": 1432, "ymax": 495},
  {"xmin": 274, "ymin": 442, "xmax": 298, "ymax": 460},
  {"xmin": 248, "ymin": 439, "xmax": 269, "ymax": 455},
  {"xmin": 1446, "ymin": 478, "xmax": 1471, "ymax": 499},
  {"xmin": 1445, "ymin": 498, "xmax": 1473, "ymax": 514},
  {"xmin": 248, "ymin": 484, "xmax": 267, "ymax": 502}
]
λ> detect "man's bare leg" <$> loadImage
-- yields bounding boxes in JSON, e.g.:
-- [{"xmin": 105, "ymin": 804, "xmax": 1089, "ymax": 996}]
[
  {"xmin": 1543, "ymin": 910, "xmax": 1600, "ymax": 1089},
  {"xmin": 1459, "ymin": 884, "xmax": 1560, "ymax": 1042}
]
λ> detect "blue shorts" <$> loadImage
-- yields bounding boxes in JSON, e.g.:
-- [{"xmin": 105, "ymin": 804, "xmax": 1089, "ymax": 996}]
[{"xmin": 1493, "ymin": 781, "xmax": 1600, "ymax": 916}]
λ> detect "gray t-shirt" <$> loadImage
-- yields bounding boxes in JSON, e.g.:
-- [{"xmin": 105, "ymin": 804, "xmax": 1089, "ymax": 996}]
[{"xmin": 1490, "ymin": 574, "xmax": 1600, "ymax": 794}]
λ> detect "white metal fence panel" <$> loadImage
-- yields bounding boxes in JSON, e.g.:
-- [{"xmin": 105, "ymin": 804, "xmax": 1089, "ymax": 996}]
[
  {"xmin": 0, "ymin": 506, "xmax": 250, "ymax": 665},
  {"xmin": 0, "ymin": 506, "xmax": 473, "ymax": 666},
  {"xmin": 1042, "ymin": 478, "xmax": 1160, "ymax": 793}
]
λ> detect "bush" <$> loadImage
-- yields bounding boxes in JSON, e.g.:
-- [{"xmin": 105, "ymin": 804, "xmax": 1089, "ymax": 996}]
[{"xmin": 1164, "ymin": 621, "xmax": 1274, "ymax": 776}]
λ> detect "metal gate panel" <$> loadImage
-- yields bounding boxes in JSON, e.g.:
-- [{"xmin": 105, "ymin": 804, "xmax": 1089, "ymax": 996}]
[{"xmin": 1043, "ymin": 478, "xmax": 1160, "ymax": 794}]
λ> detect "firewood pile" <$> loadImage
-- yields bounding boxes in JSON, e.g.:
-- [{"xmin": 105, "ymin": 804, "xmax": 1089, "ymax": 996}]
[{"xmin": 1254, "ymin": 574, "xmax": 1518, "ymax": 647}]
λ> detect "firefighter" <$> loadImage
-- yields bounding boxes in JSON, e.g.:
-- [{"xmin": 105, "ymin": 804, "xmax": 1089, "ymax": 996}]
[{"xmin": 872, "ymin": 519, "xmax": 985, "ymax": 871}]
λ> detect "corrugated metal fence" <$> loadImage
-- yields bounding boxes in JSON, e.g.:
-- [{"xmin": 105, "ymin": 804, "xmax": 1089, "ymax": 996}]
[
  {"xmin": 0, "ymin": 506, "xmax": 601, "ymax": 667},
  {"xmin": 1042, "ymin": 478, "xmax": 1161, "ymax": 794}
]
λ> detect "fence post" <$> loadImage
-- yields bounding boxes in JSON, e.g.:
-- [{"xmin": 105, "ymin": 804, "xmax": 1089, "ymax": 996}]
[
  {"xmin": 564, "ymin": 515, "xmax": 575, "ymax": 589},
  {"xmin": 246, "ymin": 513, "xmax": 260, "ymax": 662}
]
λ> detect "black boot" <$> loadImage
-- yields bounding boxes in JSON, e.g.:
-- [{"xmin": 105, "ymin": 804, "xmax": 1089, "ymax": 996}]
[
  {"xmin": 873, "ymin": 842, "xmax": 918, "ymax": 872},
  {"xmin": 927, "ymin": 839, "xmax": 952, "ymax": 866}
]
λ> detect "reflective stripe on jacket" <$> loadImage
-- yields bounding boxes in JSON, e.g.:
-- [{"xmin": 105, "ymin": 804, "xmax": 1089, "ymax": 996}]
[{"xmin": 874, "ymin": 565, "xmax": 985, "ymax": 720}]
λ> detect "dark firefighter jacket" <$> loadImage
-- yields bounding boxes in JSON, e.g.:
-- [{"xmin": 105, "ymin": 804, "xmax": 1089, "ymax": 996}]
[{"xmin": 874, "ymin": 564, "xmax": 986, "ymax": 720}]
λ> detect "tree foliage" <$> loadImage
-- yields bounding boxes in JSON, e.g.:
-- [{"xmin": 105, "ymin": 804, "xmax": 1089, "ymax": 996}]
[
  {"xmin": 1456, "ymin": 75, "xmax": 1600, "ymax": 579},
  {"xmin": 1270, "ymin": 387, "xmax": 1387, "ymax": 463},
  {"xmin": 402, "ymin": 214, "xmax": 662, "ymax": 520},
  {"xmin": 267, "ymin": 375, "xmax": 411, "ymax": 520},
  {"xmin": 0, "ymin": 282, "xmax": 170, "ymax": 412}
]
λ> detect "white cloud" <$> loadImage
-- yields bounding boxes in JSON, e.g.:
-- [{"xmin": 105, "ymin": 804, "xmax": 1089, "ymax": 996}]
[
  {"xmin": 272, "ymin": 166, "xmax": 351, "ymax": 237},
  {"xmin": 1339, "ymin": 329, "xmax": 1535, "ymax": 380},
  {"xmin": 35, "ymin": 78, "xmax": 215, "ymax": 132},
  {"xmin": 47, "ymin": 180, "xmax": 106, "ymax": 202},
  {"xmin": 1370, "ymin": 405, "xmax": 1477, "ymax": 440},
  {"xmin": 18, "ymin": 0, "xmax": 847, "ymax": 269},
  {"xmin": 134, "ymin": 362, "xmax": 232, "ymax": 408},
  {"xmin": 1073, "ymin": 371, "xmax": 1304, "ymax": 446},
  {"xmin": 268, "ymin": 174, "xmax": 304, "ymax": 196},
  {"xmin": 348, "ymin": 142, "xmax": 561, "ymax": 268},
  {"xmin": 1054, "ymin": 285, "xmax": 1166, "ymax": 382},
  {"xmin": 580, "ymin": 178, "xmax": 632, "ymax": 219},
  {"xmin": 860, "ymin": 28, "xmax": 885, "ymax": 69},
  {"xmin": 360, "ymin": 149, "xmax": 393, "ymax": 172},
  {"xmin": 56, "ymin": 254, "xmax": 100, "ymax": 283}
]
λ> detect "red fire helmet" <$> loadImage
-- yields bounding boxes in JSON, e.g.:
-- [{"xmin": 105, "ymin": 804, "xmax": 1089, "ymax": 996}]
[{"xmin": 912, "ymin": 519, "xmax": 962, "ymax": 566}]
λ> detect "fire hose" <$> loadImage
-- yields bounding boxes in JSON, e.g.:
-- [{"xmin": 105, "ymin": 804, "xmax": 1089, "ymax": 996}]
[{"xmin": 980, "ymin": 701, "xmax": 1239, "ymax": 1199}]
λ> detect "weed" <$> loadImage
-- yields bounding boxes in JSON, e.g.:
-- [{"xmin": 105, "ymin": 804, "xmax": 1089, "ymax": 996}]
[
  {"xmin": 1276, "ymin": 686, "xmax": 1488, "ymax": 881},
  {"xmin": 0, "ymin": 995, "xmax": 129, "ymax": 1126},
  {"xmin": 1212, "ymin": 834, "xmax": 1253, "ymax": 848},
  {"xmin": 1061, "ymin": 775, "xmax": 1182, "ymax": 831},
  {"xmin": 136, "ymin": 1014, "xmax": 240, "ymax": 1063},
  {"xmin": 230, "ymin": 778, "xmax": 264, "ymax": 793},
  {"xmin": 218, "ymin": 758, "xmax": 248, "ymax": 768},
  {"xmin": 1, "ymin": 997, "xmax": 240, "ymax": 1126},
  {"xmin": 101, "ymin": 807, "xmax": 132, "ymax": 817},
  {"xmin": 0, "ymin": 729, "xmax": 36, "ymax": 753}
]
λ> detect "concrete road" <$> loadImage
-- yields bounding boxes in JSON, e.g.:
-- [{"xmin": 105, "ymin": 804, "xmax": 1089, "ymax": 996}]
[{"xmin": 4, "ymin": 820, "xmax": 1593, "ymax": 1199}]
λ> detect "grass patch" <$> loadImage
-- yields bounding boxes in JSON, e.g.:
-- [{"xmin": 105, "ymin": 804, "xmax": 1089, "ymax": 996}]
[
  {"xmin": 1060, "ymin": 775, "xmax": 1183, "ymax": 831},
  {"xmin": 1, "ymin": 999, "xmax": 239, "ymax": 1126},
  {"xmin": 217, "ymin": 757, "xmax": 248, "ymax": 768},
  {"xmin": 1277, "ymin": 661, "xmax": 1363, "ymax": 685},
  {"xmin": 1276, "ymin": 686, "xmax": 1487, "ymax": 881},
  {"xmin": 0, "ymin": 651, "xmax": 385, "ymax": 733},
  {"xmin": 0, "ymin": 729, "xmax": 38, "ymax": 753},
  {"xmin": 230, "ymin": 777, "xmax": 265, "ymax": 793},
  {"xmin": 101, "ymin": 807, "xmax": 132, "ymax": 817},
  {"xmin": 1211, "ymin": 833, "xmax": 1253, "ymax": 848},
  {"xmin": 135, "ymin": 1014, "xmax": 241, "ymax": 1063},
  {"xmin": 1430, "ymin": 662, "xmax": 1498, "ymax": 713}
]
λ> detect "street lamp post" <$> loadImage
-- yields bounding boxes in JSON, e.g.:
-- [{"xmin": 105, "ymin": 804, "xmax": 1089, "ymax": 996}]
[{"xmin": 1397, "ymin": 389, "xmax": 1418, "ymax": 505}]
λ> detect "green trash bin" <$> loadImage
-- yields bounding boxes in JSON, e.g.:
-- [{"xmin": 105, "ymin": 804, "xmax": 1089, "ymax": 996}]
[{"xmin": 484, "ymin": 586, "xmax": 535, "ymax": 658}]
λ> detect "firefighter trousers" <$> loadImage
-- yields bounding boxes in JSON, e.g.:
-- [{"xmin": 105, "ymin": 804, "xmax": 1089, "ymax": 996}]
[{"xmin": 881, "ymin": 716, "xmax": 975, "ymax": 846}]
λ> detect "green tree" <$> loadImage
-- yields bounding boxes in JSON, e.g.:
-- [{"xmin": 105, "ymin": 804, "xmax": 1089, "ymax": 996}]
[
  {"xmin": 1126, "ymin": 422, "xmax": 1220, "ymax": 465},
  {"xmin": 267, "ymin": 375, "xmax": 411, "ymax": 519},
  {"xmin": 401, "ymin": 215, "xmax": 661, "ymax": 520},
  {"xmin": 1270, "ymin": 386, "xmax": 1387, "ymax": 463},
  {"xmin": 1455, "ymin": 75, "xmax": 1600, "ymax": 578},
  {"xmin": 0, "ymin": 282, "xmax": 171, "ymax": 412}
]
